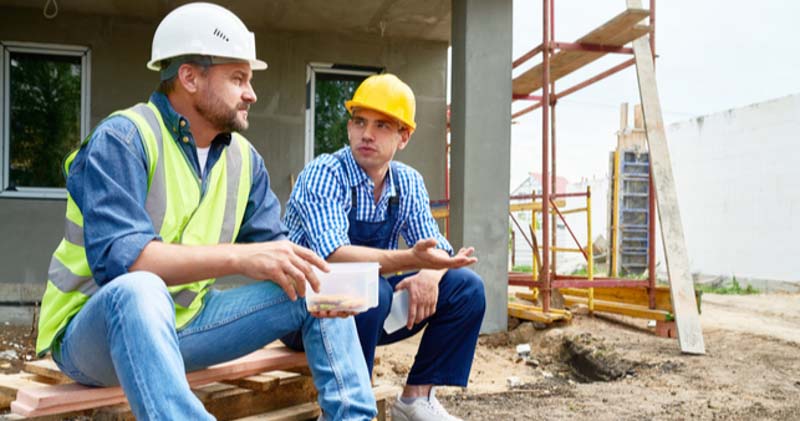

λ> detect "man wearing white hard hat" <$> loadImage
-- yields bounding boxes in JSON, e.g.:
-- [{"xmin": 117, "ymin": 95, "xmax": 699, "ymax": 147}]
[{"xmin": 35, "ymin": 3, "xmax": 376, "ymax": 420}]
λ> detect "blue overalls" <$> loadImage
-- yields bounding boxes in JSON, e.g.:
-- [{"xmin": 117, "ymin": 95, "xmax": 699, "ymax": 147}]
[{"xmin": 283, "ymin": 159, "xmax": 486, "ymax": 387}]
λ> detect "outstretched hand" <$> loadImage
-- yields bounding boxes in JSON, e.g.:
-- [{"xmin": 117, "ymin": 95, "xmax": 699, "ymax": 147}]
[
  {"xmin": 235, "ymin": 240, "xmax": 329, "ymax": 300},
  {"xmin": 411, "ymin": 238, "xmax": 477, "ymax": 270}
]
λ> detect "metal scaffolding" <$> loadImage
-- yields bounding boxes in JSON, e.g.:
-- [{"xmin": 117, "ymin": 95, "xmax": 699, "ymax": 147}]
[{"xmin": 509, "ymin": 1, "xmax": 658, "ymax": 313}]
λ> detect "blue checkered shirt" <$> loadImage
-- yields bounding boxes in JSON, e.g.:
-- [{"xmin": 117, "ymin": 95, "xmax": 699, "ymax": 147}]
[{"xmin": 284, "ymin": 146, "xmax": 452, "ymax": 259}]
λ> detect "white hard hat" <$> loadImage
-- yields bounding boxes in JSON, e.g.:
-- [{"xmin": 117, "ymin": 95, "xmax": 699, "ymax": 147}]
[{"xmin": 147, "ymin": 2, "xmax": 267, "ymax": 71}]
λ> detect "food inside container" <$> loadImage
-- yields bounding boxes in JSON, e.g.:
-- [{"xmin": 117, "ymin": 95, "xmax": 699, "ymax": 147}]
[{"xmin": 306, "ymin": 262, "xmax": 379, "ymax": 313}]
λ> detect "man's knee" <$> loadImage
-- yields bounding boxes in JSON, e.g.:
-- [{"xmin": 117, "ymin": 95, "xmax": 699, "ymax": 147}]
[
  {"xmin": 103, "ymin": 271, "xmax": 173, "ymax": 312},
  {"xmin": 446, "ymin": 268, "xmax": 486, "ymax": 316}
]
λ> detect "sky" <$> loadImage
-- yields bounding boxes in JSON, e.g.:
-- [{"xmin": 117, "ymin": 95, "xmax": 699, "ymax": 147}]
[{"xmin": 504, "ymin": 0, "xmax": 800, "ymax": 188}]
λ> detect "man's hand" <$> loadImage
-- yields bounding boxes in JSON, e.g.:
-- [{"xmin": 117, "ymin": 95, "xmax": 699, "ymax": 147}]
[
  {"xmin": 235, "ymin": 240, "xmax": 329, "ymax": 301},
  {"xmin": 410, "ymin": 238, "xmax": 477, "ymax": 270},
  {"xmin": 395, "ymin": 269, "xmax": 443, "ymax": 329}
]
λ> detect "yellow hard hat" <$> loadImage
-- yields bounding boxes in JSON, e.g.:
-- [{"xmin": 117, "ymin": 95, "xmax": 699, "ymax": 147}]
[{"xmin": 345, "ymin": 73, "xmax": 417, "ymax": 132}]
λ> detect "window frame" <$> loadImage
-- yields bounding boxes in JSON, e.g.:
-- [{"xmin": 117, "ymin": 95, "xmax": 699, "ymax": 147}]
[
  {"xmin": 303, "ymin": 62, "xmax": 381, "ymax": 164},
  {"xmin": 0, "ymin": 41, "xmax": 91, "ymax": 199}
]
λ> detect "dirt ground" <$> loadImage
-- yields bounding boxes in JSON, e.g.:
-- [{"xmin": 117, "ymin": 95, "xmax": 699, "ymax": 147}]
[
  {"xmin": 1, "ymin": 292, "xmax": 799, "ymax": 420},
  {"xmin": 374, "ymin": 292, "xmax": 800, "ymax": 420}
]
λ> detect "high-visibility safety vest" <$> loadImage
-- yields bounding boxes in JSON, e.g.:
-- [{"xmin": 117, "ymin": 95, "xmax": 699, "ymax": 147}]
[{"xmin": 36, "ymin": 102, "xmax": 252, "ymax": 356}]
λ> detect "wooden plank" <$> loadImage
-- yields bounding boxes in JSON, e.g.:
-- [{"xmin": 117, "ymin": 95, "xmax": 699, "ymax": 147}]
[
  {"xmin": 204, "ymin": 377, "xmax": 315, "ymax": 420},
  {"xmin": 193, "ymin": 382, "xmax": 249, "ymax": 403},
  {"xmin": 11, "ymin": 347, "xmax": 308, "ymax": 417},
  {"xmin": 372, "ymin": 384, "xmax": 400, "ymax": 421},
  {"xmin": 430, "ymin": 207, "xmax": 449, "ymax": 219},
  {"xmin": 561, "ymin": 286, "xmax": 673, "ymax": 311},
  {"xmin": 224, "ymin": 370, "xmax": 303, "ymax": 392},
  {"xmin": 508, "ymin": 302, "xmax": 571, "ymax": 324},
  {"xmin": 514, "ymin": 291, "xmax": 538, "ymax": 303},
  {"xmin": 0, "ymin": 373, "xmax": 53, "ymax": 410},
  {"xmin": 233, "ymin": 402, "xmax": 321, "ymax": 421},
  {"xmin": 509, "ymin": 199, "xmax": 566, "ymax": 213},
  {"xmin": 22, "ymin": 360, "xmax": 73, "ymax": 384},
  {"xmin": 93, "ymin": 377, "xmax": 317, "ymax": 421},
  {"xmin": 564, "ymin": 296, "xmax": 672, "ymax": 321},
  {"xmin": 512, "ymin": 8, "xmax": 651, "ymax": 95},
  {"xmin": 627, "ymin": 0, "xmax": 705, "ymax": 354},
  {"xmin": 224, "ymin": 374, "xmax": 281, "ymax": 392},
  {"xmin": 232, "ymin": 384, "xmax": 400, "ymax": 421}
]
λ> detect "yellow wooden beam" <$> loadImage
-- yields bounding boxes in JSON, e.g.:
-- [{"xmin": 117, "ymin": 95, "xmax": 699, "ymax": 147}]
[
  {"xmin": 508, "ymin": 302, "xmax": 572, "ymax": 323},
  {"xmin": 514, "ymin": 291, "xmax": 538, "ymax": 303},
  {"xmin": 536, "ymin": 246, "xmax": 583, "ymax": 254},
  {"xmin": 561, "ymin": 286, "xmax": 672, "ymax": 309},
  {"xmin": 509, "ymin": 199, "xmax": 566, "ymax": 213},
  {"xmin": 564, "ymin": 296, "xmax": 673, "ymax": 321},
  {"xmin": 557, "ymin": 207, "xmax": 588, "ymax": 215},
  {"xmin": 431, "ymin": 207, "xmax": 449, "ymax": 219}
]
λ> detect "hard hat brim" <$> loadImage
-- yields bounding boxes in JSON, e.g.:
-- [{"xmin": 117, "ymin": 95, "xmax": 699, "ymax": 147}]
[
  {"xmin": 146, "ymin": 57, "xmax": 268, "ymax": 71},
  {"xmin": 345, "ymin": 100, "xmax": 417, "ymax": 131}
]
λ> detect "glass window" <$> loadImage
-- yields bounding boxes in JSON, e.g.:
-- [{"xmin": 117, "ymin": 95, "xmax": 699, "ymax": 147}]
[
  {"xmin": 304, "ymin": 64, "xmax": 381, "ymax": 163},
  {"xmin": 2, "ymin": 43, "xmax": 90, "ymax": 197},
  {"xmin": 314, "ymin": 73, "xmax": 365, "ymax": 157}
]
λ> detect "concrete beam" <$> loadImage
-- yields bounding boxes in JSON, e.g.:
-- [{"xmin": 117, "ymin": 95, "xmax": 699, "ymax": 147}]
[{"xmin": 450, "ymin": 0, "xmax": 512, "ymax": 333}]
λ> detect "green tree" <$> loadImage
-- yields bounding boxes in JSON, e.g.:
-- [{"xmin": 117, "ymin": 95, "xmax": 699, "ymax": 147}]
[
  {"xmin": 314, "ymin": 75, "xmax": 365, "ymax": 156},
  {"xmin": 9, "ymin": 52, "xmax": 82, "ymax": 189}
]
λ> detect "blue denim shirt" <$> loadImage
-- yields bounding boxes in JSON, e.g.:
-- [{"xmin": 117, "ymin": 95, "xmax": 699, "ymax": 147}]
[{"xmin": 67, "ymin": 92, "xmax": 287, "ymax": 286}]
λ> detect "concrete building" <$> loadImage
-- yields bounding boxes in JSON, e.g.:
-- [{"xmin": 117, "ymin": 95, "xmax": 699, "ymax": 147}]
[
  {"xmin": 665, "ymin": 93, "xmax": 800, "ymax": 289},
  {"xmin": 0, "ymin": 0, "xmax": 513, "ymax": 332}
]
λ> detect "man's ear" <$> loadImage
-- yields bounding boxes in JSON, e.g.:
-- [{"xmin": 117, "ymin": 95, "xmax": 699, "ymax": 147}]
[
  {"xmin": 397, "ymin": 129, "xmax": 411, "ymax": 151},
  {"xmin": 177, "ymin": 64, "xmax": 202, "ymax": 94}
]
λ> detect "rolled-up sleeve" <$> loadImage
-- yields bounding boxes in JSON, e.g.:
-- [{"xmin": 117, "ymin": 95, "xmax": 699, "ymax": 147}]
[
  {"xmin": 400, "ymin": 170, "xmax": 454, "ymax": 255},
  {"xmin": 68, "ymin": 116, "xmax": 159, "ymax": 285},
  {"xmin": 235, "ymin": 146, "xmax": 289, "ymax": 243},
  {"xmin": 285, "ymin": 159, "xmax": 350, "ymax": 259}
]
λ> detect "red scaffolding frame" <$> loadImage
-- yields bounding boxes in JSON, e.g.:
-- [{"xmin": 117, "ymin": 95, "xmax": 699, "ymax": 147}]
[{"xmin": 510, "ymin": 0, "xmax": 659, "ymax": 314}]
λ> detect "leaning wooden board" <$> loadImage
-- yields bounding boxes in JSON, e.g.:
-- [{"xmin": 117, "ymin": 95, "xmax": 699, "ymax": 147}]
[{"xmin": 627, "ymin": 0, "xmax": 705, "ymax": 354}]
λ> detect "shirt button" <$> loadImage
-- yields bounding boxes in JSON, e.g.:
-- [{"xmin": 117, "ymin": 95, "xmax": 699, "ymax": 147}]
[
  {"xmin": 182, "ymin": 136, "xmax": 189, "ymax": 143},
  {"xmin": 180, "ymin": 120, "xmax": 186, "ymax": 127}
]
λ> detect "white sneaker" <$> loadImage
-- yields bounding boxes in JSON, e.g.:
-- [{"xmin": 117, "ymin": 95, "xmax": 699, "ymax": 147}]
[{"xmin": 391, "ymin": 388, "xmax": 463, "ymax": 421}]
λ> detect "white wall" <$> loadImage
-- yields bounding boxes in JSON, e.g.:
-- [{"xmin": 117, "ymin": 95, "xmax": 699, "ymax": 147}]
[{"xmin": 666, "ymin": 94, "xmax": 800, "ymax": 282}]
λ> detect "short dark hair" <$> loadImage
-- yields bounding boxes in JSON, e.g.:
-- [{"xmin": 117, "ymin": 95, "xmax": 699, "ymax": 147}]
[{"xmin": 155, "ymin": 57, "xmax": 210, "ymax": 95}]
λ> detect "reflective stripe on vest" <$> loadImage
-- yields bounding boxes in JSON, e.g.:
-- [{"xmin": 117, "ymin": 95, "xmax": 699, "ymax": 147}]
[{"xmin": 133, "ymin": 103, "xmax": 168, "ymax": 234}]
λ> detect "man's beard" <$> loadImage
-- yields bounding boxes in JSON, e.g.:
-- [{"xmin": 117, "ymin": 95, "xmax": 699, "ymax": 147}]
[{"xmin": 195, "ymin": 91, "xmax": 249, "ymax": 133}]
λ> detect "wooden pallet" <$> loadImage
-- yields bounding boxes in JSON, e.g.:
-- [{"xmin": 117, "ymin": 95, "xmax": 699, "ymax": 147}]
[
  {"xmin": 8, "ymin": 347, "xmax": 307, "ymax": 417},
  {"xmin": 0, "ymin": 346, "xmax": 399, "ymax": 420}
]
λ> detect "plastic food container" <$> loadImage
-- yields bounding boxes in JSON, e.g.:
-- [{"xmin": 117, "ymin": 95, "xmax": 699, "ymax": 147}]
[{"xmin": 306, "ymin": 262, "xmax": 379, "ymax": 313}]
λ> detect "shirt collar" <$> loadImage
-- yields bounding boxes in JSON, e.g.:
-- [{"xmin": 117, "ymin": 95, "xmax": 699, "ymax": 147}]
[
  {"xmin": 149, "ymin": 92, "xmax": 232, "ymax": 146},
  {"xmin": 340, "ymin": 146, "xmax": 396, "ymax": 197}
]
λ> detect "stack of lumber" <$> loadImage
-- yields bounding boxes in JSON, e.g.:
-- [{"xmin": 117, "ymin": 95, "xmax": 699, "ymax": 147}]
[{"xmin": 0, "ymin": 345, "xmax": 399, "ymax": 420}]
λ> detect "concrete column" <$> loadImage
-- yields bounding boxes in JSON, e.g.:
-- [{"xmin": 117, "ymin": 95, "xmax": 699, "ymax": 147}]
[{"xmin": 450, "ymin": 0, "xmax": 512, "ymax": 333}]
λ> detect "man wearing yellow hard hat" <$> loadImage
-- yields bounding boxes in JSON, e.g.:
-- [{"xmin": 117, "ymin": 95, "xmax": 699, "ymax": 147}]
[
  {"xmin": 284, "ymin": 74, "xmax": 486, "ymax": 421},
  {"xmin": 35, "ymin": 3, "xmax": 376, "ymax": 420}
]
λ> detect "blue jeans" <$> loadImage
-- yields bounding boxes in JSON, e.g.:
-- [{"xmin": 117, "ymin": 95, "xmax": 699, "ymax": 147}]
[
  {"xmin": 283, "ymin": 267, "xmax": 486, "ymax": 386},
  {"xmin": 52, "ymin": 271, "xmax": 376, "ymax": 420}
]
